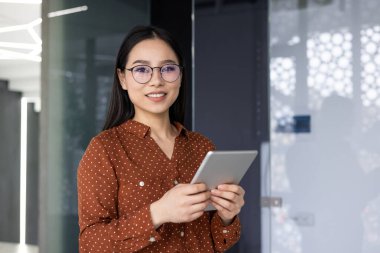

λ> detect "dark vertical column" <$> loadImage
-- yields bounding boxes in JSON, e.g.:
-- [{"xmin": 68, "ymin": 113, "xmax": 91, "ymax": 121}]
[
  {"xmin": 0, "ymin": 80, "xmax": 21, "ymax": 243},
  {"xmin": 244, "ymin": 1, "xmax": 269, "ymax": 252},
  {"xmin": 194, "ymin": 0, "xmax": 269, "ymax": 252},
  {"xmin": 150, "ymin": 0, "xmax": 193, "ymax": 129},
  {"xmin": 26, "ymin": 103, "xmax": 40, "ymax": 245}
]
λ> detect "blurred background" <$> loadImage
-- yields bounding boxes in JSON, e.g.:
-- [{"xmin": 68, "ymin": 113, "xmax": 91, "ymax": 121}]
[{"xmin": 0, "ymin": 0, "xmax": 379, "ymax": 252}]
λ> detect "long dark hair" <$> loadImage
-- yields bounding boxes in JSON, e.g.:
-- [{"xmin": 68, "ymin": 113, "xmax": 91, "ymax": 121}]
[{"xmin": 103, "ymin": 25, "xmax": 186, "ymax": 130}]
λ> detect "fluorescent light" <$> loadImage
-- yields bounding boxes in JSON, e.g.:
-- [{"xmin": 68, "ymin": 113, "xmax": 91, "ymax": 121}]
[
  {"xmin": 0, "ymin": 18, "xmax": 42, "ymax": 61},
  {"xmin": 0, "ymin": 42, "xmax": 40, "ymax": 49},
  {"xmin": 0, "ymin": 18, "xmax": 41, "ymax": 33},
  {"xmin": 19, "ymin": 97, "xmax": 40, "ymax": 245},
  {"xmin": 48, "ymin": 5, "xmax": 88, "ymax": 18},
  {"xmin": 0, "ymin": 0, "xmax": 41, "ymax": 3},
  {"xmin": 0, "ymin": 48, "xmax": 41, "ymax": 61},
  {"xmin": 28, "ymin": 27, "xmax": 42, "ymax": 44},
  {"xmin": 20, "ymin": 98, "xmax": 28, "ymax": 245},
  {"xmin": 29, "ymin": 47, "xmax": 42, "ymax": 56}
]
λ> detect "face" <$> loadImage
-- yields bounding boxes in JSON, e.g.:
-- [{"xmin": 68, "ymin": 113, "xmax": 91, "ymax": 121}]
[{"xmin": 117, "ymin": 38, "xmax": 181, "ymax": 120}]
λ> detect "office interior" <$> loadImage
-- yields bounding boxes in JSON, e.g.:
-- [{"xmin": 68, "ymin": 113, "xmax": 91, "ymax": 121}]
[{"xmin": 0, "ymin": 0, "xmax": 379, "ymax": 252}]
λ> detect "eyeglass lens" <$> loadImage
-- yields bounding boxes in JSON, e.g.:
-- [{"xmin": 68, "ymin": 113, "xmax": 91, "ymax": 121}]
[{"xmin": 131, "ymin": 64, "xmax": 181, "ymax": 84}]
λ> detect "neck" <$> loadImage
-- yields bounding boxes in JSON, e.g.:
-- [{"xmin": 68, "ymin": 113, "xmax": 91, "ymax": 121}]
[{"xmin": 133, "ymin": 113, "xmax": 177, "ymax": 139}]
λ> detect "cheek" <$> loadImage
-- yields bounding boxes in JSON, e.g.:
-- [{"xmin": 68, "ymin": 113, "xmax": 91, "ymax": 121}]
[
  {"xmin": 127, "ymin": 89, "xmax": 142, "ymax": 105},
  {"xmin": 169, "ymin": 85, "xmax": 181, "ymax": 102},
  {"xmin": 125, "ymin": 84, "xmax": 144, "ymax": 104}
]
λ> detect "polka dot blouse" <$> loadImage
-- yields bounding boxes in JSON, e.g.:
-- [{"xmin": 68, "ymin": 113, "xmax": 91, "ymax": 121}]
[{"xmin": 77, "ymin": 120, "xmax": 241, "ymax": 253}]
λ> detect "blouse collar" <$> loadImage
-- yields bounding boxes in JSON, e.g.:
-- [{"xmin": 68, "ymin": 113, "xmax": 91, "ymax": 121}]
[{"xmin": 121, "ymin": 119, "xmax": 189, "ymax": 140}]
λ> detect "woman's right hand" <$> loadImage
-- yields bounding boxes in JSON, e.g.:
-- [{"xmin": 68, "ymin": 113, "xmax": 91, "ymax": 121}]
[{"xmin": 150, "ymin": 183, "xmax": 210, "ymax": 228}]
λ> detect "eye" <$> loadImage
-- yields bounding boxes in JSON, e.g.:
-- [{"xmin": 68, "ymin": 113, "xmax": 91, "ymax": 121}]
[
  {"xmin": 133, "ymin": 66, "xmax": 150, "ymax": 73},
  {"xmin": 161, "ymin": 64, "xmax": 177, "ymax": 73}
]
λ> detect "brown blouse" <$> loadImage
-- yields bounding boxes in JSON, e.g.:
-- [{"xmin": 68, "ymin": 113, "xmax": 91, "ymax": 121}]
[{"xmin": 77, "ymin": 120, "xmax": 241, "ymax": 253}]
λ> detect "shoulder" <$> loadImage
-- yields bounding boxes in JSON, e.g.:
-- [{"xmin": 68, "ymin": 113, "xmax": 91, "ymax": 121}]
[
  {"xmin": 78, "ymin": 126, "xmax": 124, "ymax": 168},
  {"xmin": 187, "ymin": 131, "xmax": 216, "ymax": 151},
  {"xmin": 85, "ymin": 125, "xmax": 123, "ymax": 153}
]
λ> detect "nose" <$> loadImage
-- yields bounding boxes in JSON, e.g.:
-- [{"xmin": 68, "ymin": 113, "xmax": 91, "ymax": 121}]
[{"xmin": 148, "ymin": 68, "xmax": 163, "ymax": 87}]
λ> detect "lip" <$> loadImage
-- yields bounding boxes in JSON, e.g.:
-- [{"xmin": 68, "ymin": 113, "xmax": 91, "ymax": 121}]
[
  {"xmin": 145, "ymin": 91, "xmax": 167, "ymax": 102},
  {"xmin": 145, "ymin": 90, "xmax": 167, "ymax": 96}
]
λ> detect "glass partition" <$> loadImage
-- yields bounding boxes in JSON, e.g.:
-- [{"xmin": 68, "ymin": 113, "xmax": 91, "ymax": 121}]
[
  {"xmin": 269, "ymin": 0, "xmax": 380, "ymax": 252},
  {"xmin": 40, "ymin": 1, "xmax": 150, "ymax": 252}
]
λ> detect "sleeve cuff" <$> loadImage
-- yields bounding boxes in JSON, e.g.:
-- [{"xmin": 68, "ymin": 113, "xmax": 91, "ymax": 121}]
[
  {"xmin": 211, "ymin": 213, "xmax": 241, "ymax": 251},
  {"xmin": 111, "ymin": 205, "xmax": 162, "ymax": 243}
]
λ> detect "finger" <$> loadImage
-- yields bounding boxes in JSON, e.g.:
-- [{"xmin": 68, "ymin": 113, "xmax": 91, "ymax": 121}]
[
  {"xmin": 183, "ymin": 183, "xmax": 208, "ymax": 195},
  {"xmin": 210, "ymin": 195, "xmax": 235, "ymax": 212},
  {"xmin": 189, "ymin": 200, "xmax": 210, "ymax": 213},
  {"xmin": 186, "ymin": 191, "xmax": 211, "ymax": 205},
  {"xmin": 212, "ymin": 198, "xmax": 242, "ymax": 216},
  {"xmin": 217, "ymin": 184, "xmax": 245, "ymax": 195},
  {"xmin": 211, "ymin": 200, "xmax": 236, "ymax": 217},
  {"xmin": 211, "ymin": 189, "xmax": 238, "ymax": 202}
]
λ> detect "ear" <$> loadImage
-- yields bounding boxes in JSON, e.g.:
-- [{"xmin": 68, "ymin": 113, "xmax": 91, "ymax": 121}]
[{"xmin": 117, "ymin": 68, "xmax": 128, "ymax": 90}]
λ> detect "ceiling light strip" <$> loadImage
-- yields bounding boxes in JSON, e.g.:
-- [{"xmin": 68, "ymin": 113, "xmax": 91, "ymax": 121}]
[
  {"xmin": 0, "ymin": 48, "xmax": 41, "ymax": 61},
  {"xmin": 28, "ymin": 28, "xmax": 42, "ymax": 44},
  {"xmin": 0, "ymin": 42, "xmax": 40, "ymax": 49},
  {"xmin": 47, "ymin": 5, "xmax": 88, "ymax": 18},
  {"xmin": 0, "ymin": 0, "xmax": 41, "ymax": 3},
  {"xmin": 0, "ymin": 18, "xmax": 41, "ymax": 34},
  {"xmin": 20, "ymin": 97, "xmax": 28, "ymax": 245}
]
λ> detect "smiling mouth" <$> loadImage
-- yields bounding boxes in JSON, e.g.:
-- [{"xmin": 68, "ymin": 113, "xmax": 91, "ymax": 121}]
[{"xmin": 146, "ymin": 93, "xmax": 167, "ymax": 98}]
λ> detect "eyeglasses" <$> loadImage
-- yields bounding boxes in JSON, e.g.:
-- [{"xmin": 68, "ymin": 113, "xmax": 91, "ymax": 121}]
[{"xmin": 125, "ymin": 64, "xmax": 183, "ymax": 84}]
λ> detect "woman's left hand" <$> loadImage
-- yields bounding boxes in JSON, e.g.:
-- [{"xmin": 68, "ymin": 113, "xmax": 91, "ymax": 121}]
[{"xmin": 210, "ymin": 184, "xmax": 245, "ymax": 225}]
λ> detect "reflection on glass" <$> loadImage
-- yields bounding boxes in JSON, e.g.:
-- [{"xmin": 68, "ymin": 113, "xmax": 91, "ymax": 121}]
[
  {"xmin": 307, "ymin": 30, "xmax": 353, "ymax": 109},
  {"xmin": 272, "ymin": 205, "xmax": 302, "ymax": 253},
  {"xmin": 361, "ymin": 26, "xmax": 380, "ymax": 108},
  {"xmin": 271, "ymin": 57, "xmax": 296, "ymax": 96},
  {"xmin": 270, "ymin": 0, "xmax": 380, "ymax": 252},
  {"xmin": 362, "ymin": 196, "xmax": 380, "ymax": 250},
  {"xmin": 41, "ymin": 1, "xmax": 150, "ymax": 252}
]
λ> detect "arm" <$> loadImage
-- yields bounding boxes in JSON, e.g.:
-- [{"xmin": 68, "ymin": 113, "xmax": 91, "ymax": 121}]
[
  {"xmin": 77, "ymin": 137, "xmax": 161, "ymax": 253},
  {"xmin": 210, "ymin": 184, "xmax": 245, "ymax": 251}
]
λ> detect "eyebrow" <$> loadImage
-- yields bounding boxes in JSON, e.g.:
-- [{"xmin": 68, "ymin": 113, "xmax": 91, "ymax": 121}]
[{"xmin": 131, "ymin": 59, "xmax": 178, "ymax": 65}]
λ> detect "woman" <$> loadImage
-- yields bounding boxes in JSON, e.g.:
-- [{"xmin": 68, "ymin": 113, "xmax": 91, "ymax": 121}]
[{"xmin": 77, "ymin": 25, "xmax": 245, "ymax": 253}]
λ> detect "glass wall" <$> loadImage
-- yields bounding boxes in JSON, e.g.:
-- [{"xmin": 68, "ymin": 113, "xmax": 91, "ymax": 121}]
[
  {"xmin": 40, "ymin": 1, "xmax": 150, "ymax": 252},
  {"xmin": 269, "ymin": 0, "xmax": 380, "ymax": 252}
]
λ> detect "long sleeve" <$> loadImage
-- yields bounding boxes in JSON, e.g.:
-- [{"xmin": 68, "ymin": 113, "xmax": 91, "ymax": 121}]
[
  {"xmin": 77, "ymin": 137, "xmax": 161, "ymax": 253},
  {"xmin": 210, "ymin": 212, "xmax": 241, "ymax": 252},
  {"xmin": 78, "ymin": 120, "xmax": 243, "ymax": 252}
]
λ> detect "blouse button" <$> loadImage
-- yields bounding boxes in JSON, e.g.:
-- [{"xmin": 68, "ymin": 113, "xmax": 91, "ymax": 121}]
[
  {"xmin": 174, "ymin": 179, "xmax": 179, "ymax": 185},
  {"xmin": 180, "ymin": 231, "xmax": 185, "ymax": 237},
  {"xmin": 222, "ymin": 229, "xmax": 228, "ymax": 234},
  {"xmin": 149, "ymin": 236, "xmax": 156, "ymax": 242},
  {"xmin": 139, "ymin": 181, "xmax": 145, "ymax": 187}
]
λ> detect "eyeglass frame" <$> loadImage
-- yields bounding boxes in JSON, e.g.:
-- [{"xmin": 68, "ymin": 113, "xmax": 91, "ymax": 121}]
[{"xmin": 124, "ymin": 64, "xmax": 183, "ymax": 84}]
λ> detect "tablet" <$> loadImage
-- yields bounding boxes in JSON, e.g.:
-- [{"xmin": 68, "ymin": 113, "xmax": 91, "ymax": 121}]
[{"xmin": 190, "ymin": 150, "xmax": 258, "ymax": 211}]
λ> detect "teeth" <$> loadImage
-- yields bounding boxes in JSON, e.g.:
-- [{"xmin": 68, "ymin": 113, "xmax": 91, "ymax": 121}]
[{"xmin": 147, "ymin": 93, "xmax": 165, "ymax": 98}]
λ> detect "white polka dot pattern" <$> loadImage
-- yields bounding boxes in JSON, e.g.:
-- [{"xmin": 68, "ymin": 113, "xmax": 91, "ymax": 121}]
[{"xmin": 77, "ymin": 120, "xmax": 241, "ymax": 252}]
